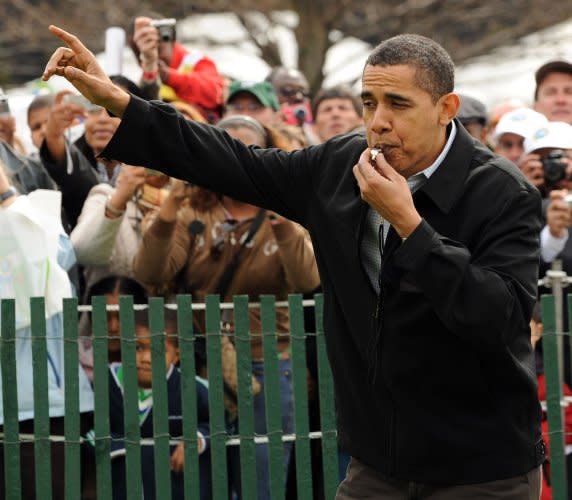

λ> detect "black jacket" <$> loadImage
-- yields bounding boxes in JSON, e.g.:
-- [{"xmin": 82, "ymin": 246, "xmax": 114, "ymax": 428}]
[{"xmin": 104, "ymin": 96, "xmax": 544, "ymax": 484}]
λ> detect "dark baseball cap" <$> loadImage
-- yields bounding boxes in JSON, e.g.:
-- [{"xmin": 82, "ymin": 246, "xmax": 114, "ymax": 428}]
[
  {"xmin": 534, "ymin": 60, "xmax": 572, "ymax": 99},
  {"xmin": 226, "ymin": 81, "xmax": 280, "ymax": 111},
  {"xmin": 457, "ymin": 94, "xmax": 488, "ymax": 127}
]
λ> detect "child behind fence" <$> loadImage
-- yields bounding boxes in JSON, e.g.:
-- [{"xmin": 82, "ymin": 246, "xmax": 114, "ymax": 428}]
[{"xmin": 107, "ymin": 306, "xmax": 212, "ymax": 500}]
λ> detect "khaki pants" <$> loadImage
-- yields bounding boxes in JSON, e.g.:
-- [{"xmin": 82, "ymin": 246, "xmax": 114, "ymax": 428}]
[{"xmin": 336, "ymin": 457, "xmax": 541, "ymax": 500}]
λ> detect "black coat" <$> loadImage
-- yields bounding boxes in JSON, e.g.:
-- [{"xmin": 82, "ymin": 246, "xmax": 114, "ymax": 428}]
[{"xmin": 104, "ymin": 96, "xmax": 544, "ymax": 484}]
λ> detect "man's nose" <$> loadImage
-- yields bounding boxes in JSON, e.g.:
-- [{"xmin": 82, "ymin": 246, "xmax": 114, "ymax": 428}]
[{"xmin": 370, "ymin": 106, "xmax": 392, "ymax": 133}]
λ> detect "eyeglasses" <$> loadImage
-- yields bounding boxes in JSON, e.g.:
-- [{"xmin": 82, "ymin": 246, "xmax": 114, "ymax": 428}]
[
  {"xmin": 226, "ymin": 103, "xmax": 265, "ymax": 113},
  {"xmin": 279, "ymin": 86, "xmax": 310, "ymax": 99},
  {"xmin": 86, "ymin": 105, "xmax": 107, "ymax": 116}
]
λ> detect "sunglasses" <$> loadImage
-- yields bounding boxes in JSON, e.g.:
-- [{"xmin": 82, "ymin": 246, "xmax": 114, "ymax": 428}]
[{"xmin": 279, "ymin": 86, "xmax": 310, "ymax": 99}]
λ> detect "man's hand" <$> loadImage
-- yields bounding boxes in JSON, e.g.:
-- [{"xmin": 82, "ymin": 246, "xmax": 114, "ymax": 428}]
[
  {"xmin": 133, "ymin": 17, "xmax": 159, "ymax": 71},
  {"xmin": 517, "ymin": 153, "xmax": 544, "ymax": 188},
  {"xmin": 353, "ymin": 148, "xmax": 421, "ymax": 239},
  {"xmin": 546, "ymin": 189, "xmax": 572, "ymax": 238},
  {"xmin": 170, "ymin": 441, "xmax": 185, "ymax": 473},
  {"xmin": 42, "ymin": 25, "xmax": 130, "ymax": 118}
]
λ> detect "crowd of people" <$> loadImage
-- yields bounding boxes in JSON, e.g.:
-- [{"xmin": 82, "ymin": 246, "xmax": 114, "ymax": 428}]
[{"xmin": 2, "ymin": 13, "xmax": 572, "ymax": 499}]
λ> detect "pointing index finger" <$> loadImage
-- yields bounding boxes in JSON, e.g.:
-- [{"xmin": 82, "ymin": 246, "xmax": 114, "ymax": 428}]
[{"xmin": 49, "ymin": 25, "xmax": 90, "ymax": 55}]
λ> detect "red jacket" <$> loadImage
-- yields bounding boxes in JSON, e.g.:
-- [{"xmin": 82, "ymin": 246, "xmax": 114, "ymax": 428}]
[{"xmin": 161, "ymin": 42, "xmax": 223, "ymax": 120}]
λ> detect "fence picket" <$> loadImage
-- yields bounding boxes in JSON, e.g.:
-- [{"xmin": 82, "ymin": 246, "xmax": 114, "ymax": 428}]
[
  {"xmin": 1, "ymin": 299, "xmax": 21, "ymax": 499},
  {"xmin": 261, "ymin": 295, "xmax": 285, "ymax": 500},
  {"xmin": 205, "ymin": 295, "xmax": 228, "ymax": 499},
  {"xmin": 542, "ymin": 295, "xmax": 567, "ymax": 499},
  {"xmin": 289, "ymin": 294, "xmax": 312, "ymax": 500},
  {"xmin": 30, "ymin": 297, "xmax": 52, "ymax": 500},
  {"xmin": 149, "ymin": 297, "xmax": 173, "ymax": 497},
  {"xmin": 177, "ymin": 295, "xmax": 201, "ymax": 500},
  {"xmin": 63, "ymin": 298, "xmax": 81, "ymax": 500},
  {"xmin": 235, "ymin": 295, "xmax": 257, "ymax": 499},
  {"xmin": 91, "ymin": 296, "xmax": 112, "ymax": 500},
  {"xmin": 119, "ymin": 296, "xmax": 142, "ymax": 500}
]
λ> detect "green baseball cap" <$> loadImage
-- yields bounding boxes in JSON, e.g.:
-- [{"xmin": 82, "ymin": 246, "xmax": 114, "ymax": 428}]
[{"xmin": 226, "ymin": 81, "xmax": 280, "ymax": 111}]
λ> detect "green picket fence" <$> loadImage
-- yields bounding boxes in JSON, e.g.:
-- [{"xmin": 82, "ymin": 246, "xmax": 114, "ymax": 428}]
[
  {"xmin": 0, "ymin": 294, "xmax": 339, "ymax": 500},
  {"xmin": 541, "ymin": 294, "xmax": 571, "ymax": 500}
]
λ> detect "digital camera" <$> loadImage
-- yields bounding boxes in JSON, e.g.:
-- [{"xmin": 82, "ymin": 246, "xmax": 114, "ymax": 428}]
[
  {"xmin": 150, "ymin": 18, "xmax": 176, "ymax": 42},
  {"xmin": 542, "ymin": 149, "xmax": 567, "ymax": 187},
  {"xmin": 0, "ymin": 90, "xmax": 10, "ymax": 117}
]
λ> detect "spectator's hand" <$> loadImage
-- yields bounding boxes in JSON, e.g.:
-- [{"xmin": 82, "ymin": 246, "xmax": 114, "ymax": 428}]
[
  {"xmin": 353, "ymin": 148, "xmax": 421, "ymax": 239},
  {"xmin": 43, "ymin": 26, "xmax": 130, "ymax": 118},
  {"xmin": 158, "ymin": 60, "xmax": 170, "ymax": 83},
  {"xmin": 44, "ymin": 90, "xmax": 86, "ymax": 140},
  {"xmin": 106, "ymin": 166, "xmax": 146, "ymax": 218},
  {"xmin": 0, "ymin": 158, "xmax": 10, "ymax": 192},
  {"xmin": 517, "ymin": 153, "xmax": 544, "ymax": 188},
  {"xmin": 546, "ymin": 189, "xmax": 572, "ymax": 238},
  {"xmin": 159, "ymin": 179, "xmax": 192, "ymax": 222},
  {"xmin": 0, "ymin": 115, "xmax": 16, "ymax": 147},
  {"xmin": 133, "ymin": 17, "xmax": 159, "ymax": 70},
  {"xmin": 170, "ymin": 442, "xmax": 185, "ymax": 473}
]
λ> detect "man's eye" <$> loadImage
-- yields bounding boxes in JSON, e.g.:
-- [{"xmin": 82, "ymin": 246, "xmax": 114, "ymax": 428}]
[
  {"xmin": 391, "ymin": 101, "xmax": 407, "ymax": 109},
  {"xmin": 362, "ymin": 101, "xmax": 375, "ymax": 109}
]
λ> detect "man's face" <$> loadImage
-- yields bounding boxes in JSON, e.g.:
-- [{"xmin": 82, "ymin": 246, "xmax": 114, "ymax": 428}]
[
  {"xmin": 462, "ymin": 121, "xmax": 487, "ymax": 144},
  {"xmin": 84, "ymin": 106, "xmax": 121, "ymax": 155},
  {"xmin": 135, "ymin": 326, "xmax": 179, "ymax": 389},
  {"xmin": 273, "ymin": 74, "xmax": 310, "ymax": 105},
  {"xmin": 534, "ymin": 72, "xmax": 572, "ymax": 124},
  {"xmin": 361, "ymin": 64, "xmax": 456, "ymax": 179},
  {"xmin": 314, "ymin": 98, "xmax": 362, "ymax": 142},
  {"xmin": 28, "ymin": 106, "xmax": 51, "ymax": 150},
  {"xmin": 158, "ymin": 40, "xmax": 174, "ymax": 66},
  {"xmin": 224, "ymin": 92, "xmax": 276, "ymax": 127},
  {"xmin": 495, "ymin": 132, "xmax": 525, "ymax": 163}
]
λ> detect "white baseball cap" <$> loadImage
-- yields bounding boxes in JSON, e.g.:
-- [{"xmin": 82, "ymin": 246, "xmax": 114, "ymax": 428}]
[
  {"xmin": 493, "ymin": 108, "xmax": 547, "ymax": 142},
  {"xmin": 524, "ymin": 121, "xmax": 572, "ymax": 155}
]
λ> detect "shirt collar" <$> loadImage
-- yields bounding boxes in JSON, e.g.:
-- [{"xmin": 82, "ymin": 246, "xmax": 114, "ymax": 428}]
[{"xmin": 416, "ymin": 120, "xmax": 457, "ymax": 181}]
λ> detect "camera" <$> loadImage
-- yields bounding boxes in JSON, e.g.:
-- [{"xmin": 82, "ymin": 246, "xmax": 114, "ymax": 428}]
[
  {"xmin": 63, "ymin": 94, "xmax": 92, "ymax": 109},
  {"xmin": 0, "ymin": 89, "xmax": 10, "ymax": 117},
  {"xmin": 150, "ymin": 18, "xmax": 176, "ymax": 42},
  {"xmin": 542, "ymin": 149, "xmax": 567, "ymax": 187}
]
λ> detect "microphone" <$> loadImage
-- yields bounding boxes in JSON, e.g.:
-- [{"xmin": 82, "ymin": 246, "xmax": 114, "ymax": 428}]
[
  {"xmin": 188, "ymin": 219, "xmax": 205, "ymax": 235},
  {"xmin": 294, "ymin": 105, "xmax": 307, "ymax": 127}
]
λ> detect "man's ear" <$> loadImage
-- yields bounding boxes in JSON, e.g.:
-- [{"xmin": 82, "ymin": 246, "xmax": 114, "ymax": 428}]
[{"xmin": 438, "ymin": 93, "xmax": 460, "ymax": 126}]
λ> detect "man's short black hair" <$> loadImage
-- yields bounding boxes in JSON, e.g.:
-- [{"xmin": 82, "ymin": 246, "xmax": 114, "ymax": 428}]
[
  {"xmin": 27, "ymin": 94, "xmax": 55, "ymax": 120},
  {"xmin": 534, "ymin": 60, "xmax": 572, "ymax": 101},
  {"xmin": 312, "ymin": 84, "xmax": 362, "ymax": 118},
  {"xmin": 365, "ymin": 34, "xmax": 455, "ymax": 103}
]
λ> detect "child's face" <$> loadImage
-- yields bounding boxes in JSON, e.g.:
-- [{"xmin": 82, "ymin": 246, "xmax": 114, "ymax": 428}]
[
  {"xmin": 530, "ymin": 318, "xmax": 543, "ymax": 349},
  {"xmin": 135, "ymin": 325, "xmax": 179, "ymax": 389}
]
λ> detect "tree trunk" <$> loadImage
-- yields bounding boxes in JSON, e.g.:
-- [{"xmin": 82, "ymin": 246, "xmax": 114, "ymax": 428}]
[{"xmin": 294, "ymin": 0, "xmax": 332, "ymax": 96}]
